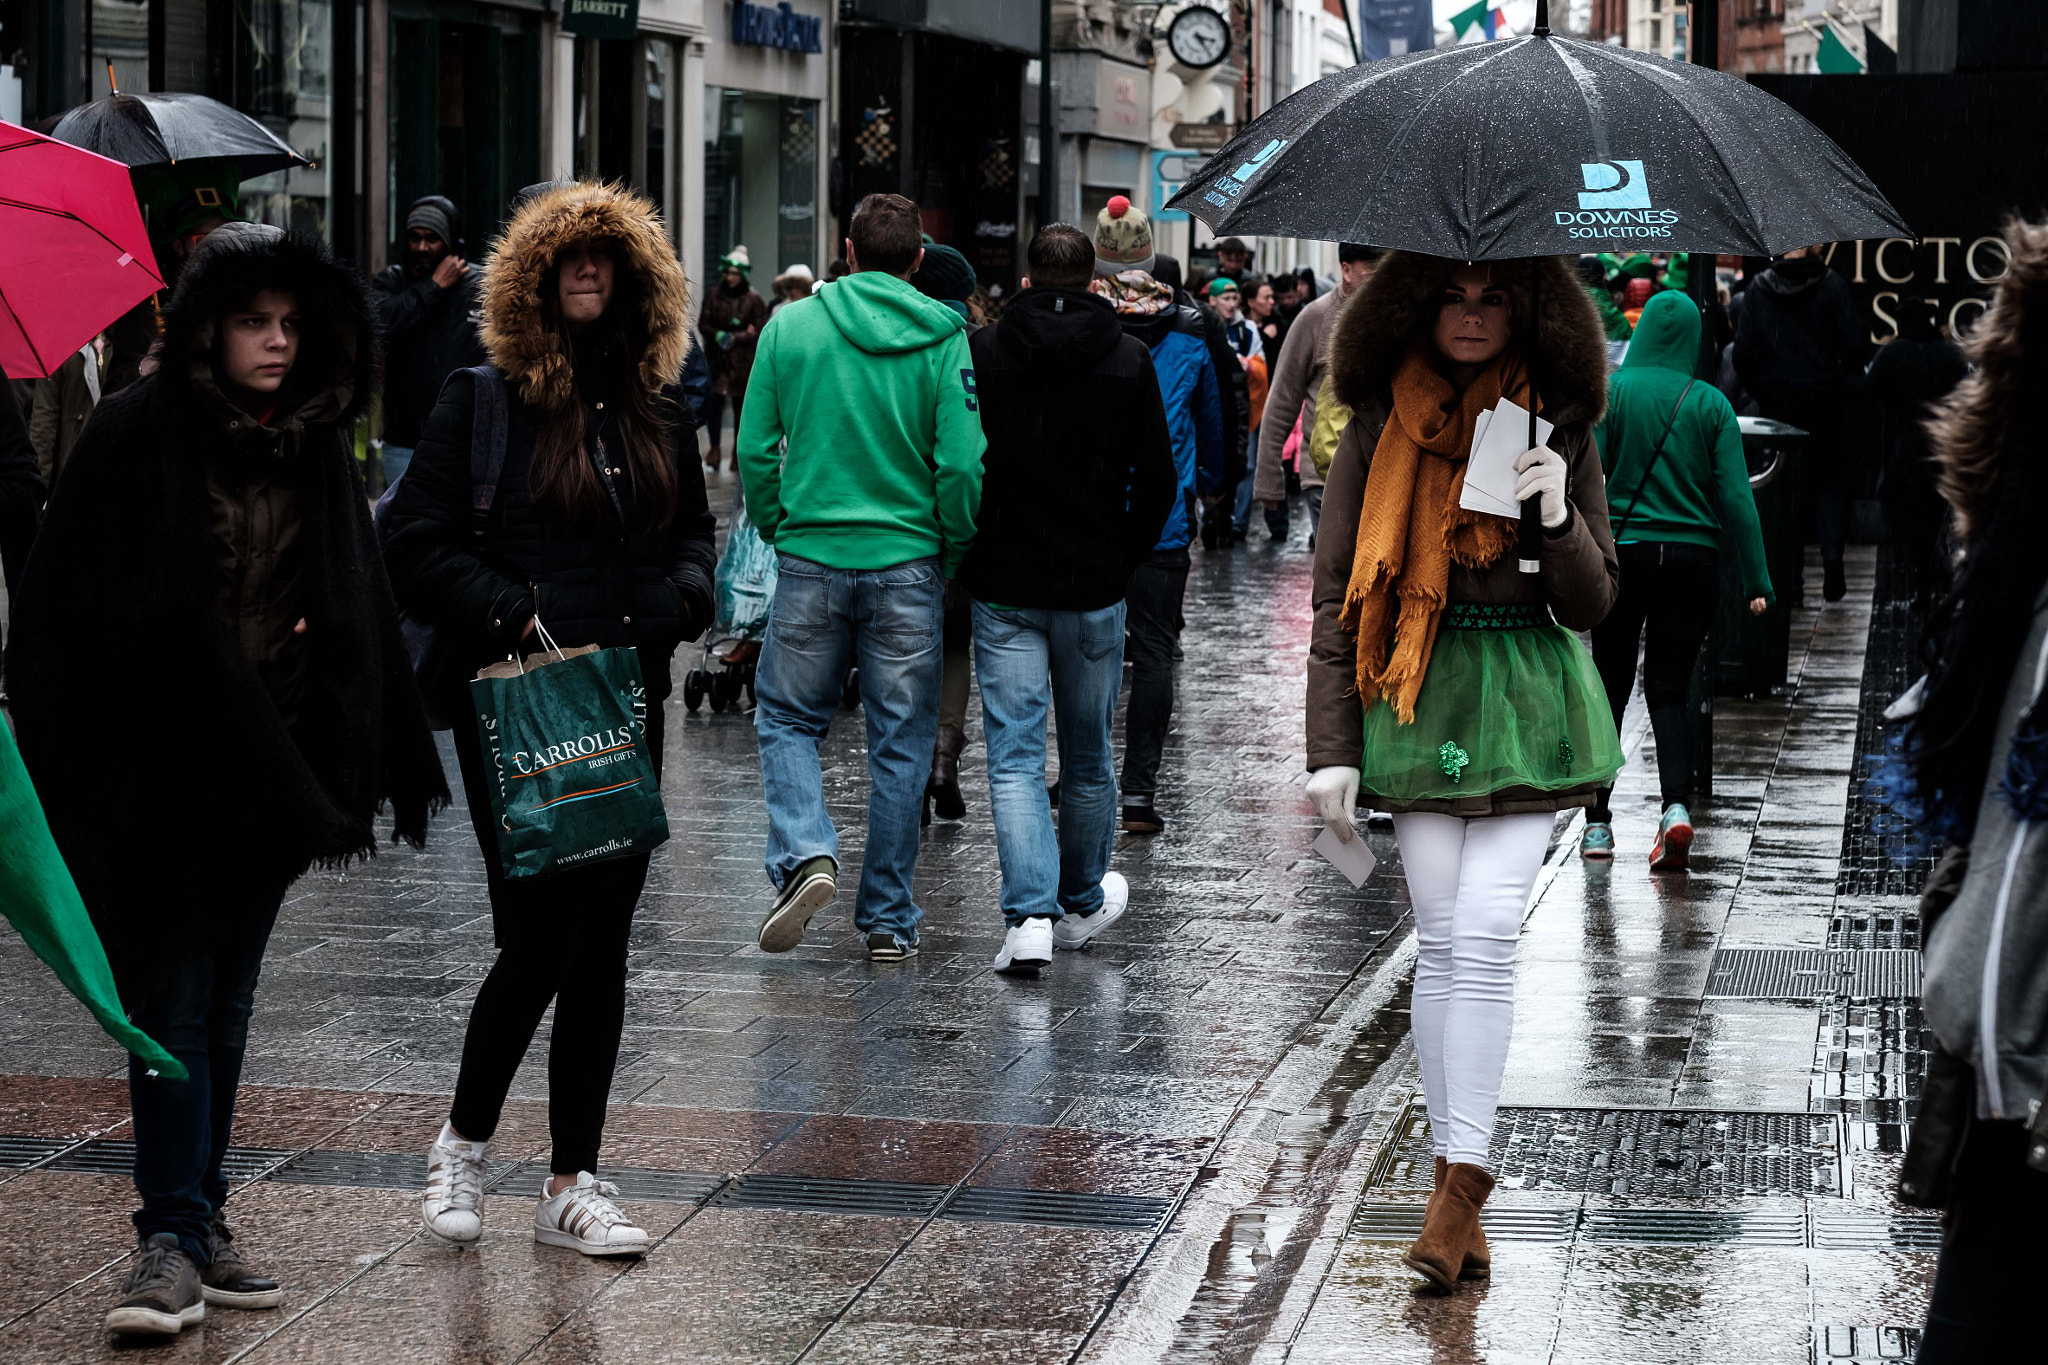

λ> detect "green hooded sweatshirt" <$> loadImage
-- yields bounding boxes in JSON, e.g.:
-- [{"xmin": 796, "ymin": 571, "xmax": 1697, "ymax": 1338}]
[
  {"xmin": 1596, "ymin": 290, "xmax": 1772, "ymax": 603},
  {"xmin": 737, "ymin": 270, "xmax": 986, "ymax": 576}
]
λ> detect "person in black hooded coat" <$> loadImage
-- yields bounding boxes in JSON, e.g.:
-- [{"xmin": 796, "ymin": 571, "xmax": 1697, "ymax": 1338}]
[{"xmin": 6, "ymin": 223, "xmax": 447, "ymax": 1336}]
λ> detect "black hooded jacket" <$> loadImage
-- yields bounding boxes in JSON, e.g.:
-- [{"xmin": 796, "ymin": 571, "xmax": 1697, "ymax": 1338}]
[
  {"xmin": 371, "ymin": 264, "xmax": 487, "ymax": 448},
  {"xmin": 959, "ymin": 288, "xmax": 1177, "ymax": 610},
  {"xmin": 5, "ymin": 228, "xmax": 449, "ymax": 992},
  {"xmin": 1732, "ymin": 258, "xmax": 1871, "ymax": 403}
]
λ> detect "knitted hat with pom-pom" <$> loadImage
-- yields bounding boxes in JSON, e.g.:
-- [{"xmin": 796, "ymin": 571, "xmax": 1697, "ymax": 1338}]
[{"xmin": 1092, "ymin": 195, "xmax": 1155, "ymax": 278}]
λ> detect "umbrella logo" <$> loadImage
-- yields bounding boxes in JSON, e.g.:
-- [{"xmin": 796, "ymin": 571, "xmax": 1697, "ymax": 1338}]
[
  {"xmin": 1578, "ymin": 160, "xmax": 1650, "ymax": 210},
  {"xmin": 1204, "ymin": 139, "xmax": 1291, "ymax": 208}
]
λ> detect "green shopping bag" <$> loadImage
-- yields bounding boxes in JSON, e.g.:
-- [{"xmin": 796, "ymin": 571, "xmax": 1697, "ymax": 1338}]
[{"xmin": 468, "ymin": 626, "xmax": 670, "ymax": 879}]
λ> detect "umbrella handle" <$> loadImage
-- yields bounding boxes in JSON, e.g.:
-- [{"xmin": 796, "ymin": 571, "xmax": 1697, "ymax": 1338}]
[{"xmin": 1520, "ymin": 256, "xmax": 1543, "ymax": 574}]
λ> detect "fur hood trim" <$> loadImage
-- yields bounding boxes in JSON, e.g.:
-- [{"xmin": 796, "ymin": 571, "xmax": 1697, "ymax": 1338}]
[
  {"xmin": 159, "ymin": 224, "xmax": 377, "ymax": 429},
  {"xmin": 1329, "ymin": 252, "xmax": 1608, "ymax": 427},
  {"xmin": 480, "ymin": 180, "xmax": 691, "ymax": 412},
  {"xmin": 1930, "ymin": 217, "xmax": 2048, "ymax": 541}
]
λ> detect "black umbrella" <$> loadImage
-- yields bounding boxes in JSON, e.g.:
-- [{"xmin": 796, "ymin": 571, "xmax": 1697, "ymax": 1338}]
[
  {"xmin": 1168, "ymin": 2, "xmax": 1909, "ymax": 567},
  {"xmin": 50, "ymin": 93, "xmax": 310, "ymax": 181}
]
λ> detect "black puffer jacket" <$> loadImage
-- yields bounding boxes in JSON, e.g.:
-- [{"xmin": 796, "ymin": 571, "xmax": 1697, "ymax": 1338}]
[{"xmin": 379, "ymin": 182, "xmax": 716, "ymax": 707}]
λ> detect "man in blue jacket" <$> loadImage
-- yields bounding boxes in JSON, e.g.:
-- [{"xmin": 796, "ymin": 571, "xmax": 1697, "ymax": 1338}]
[{"xmin": 1088, "ymin": 198, "xmax": 1225, "ymax": 834}]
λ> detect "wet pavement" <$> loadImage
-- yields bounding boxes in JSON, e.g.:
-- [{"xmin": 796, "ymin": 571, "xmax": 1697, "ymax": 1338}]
[{"xmin": 0, "ymin": 477, "xmax": 1935, "ymax": 1362}]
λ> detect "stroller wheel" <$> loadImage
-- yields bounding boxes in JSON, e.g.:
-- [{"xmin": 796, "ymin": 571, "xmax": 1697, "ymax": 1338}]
[
  {"xmin": 709, "ymin": 671, "xmax": 732, "ymax": 713},
  {"xmin": 683, "ymin": 670, "xmax": 708, "ymax": 713}
]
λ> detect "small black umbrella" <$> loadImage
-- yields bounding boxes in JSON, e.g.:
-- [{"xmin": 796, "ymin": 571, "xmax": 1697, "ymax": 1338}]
[
  {"xmin": 50, "ymin": 93, "xmax": 310, "ymax": 181},
  {"xmin": 1168, "ymin": 2, "xmax": 1909, "ymax": 568}
]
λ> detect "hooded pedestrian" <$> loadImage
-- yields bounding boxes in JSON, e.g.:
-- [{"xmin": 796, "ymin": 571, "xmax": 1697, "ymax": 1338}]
[
  {"xmin": 1584, "ymin": 289, "xmax": 1773, "ymax": 868},
  {"xmin": 1732, "ymin": 244, "xmax": 1870, "ymax": 602},
  {"xmin": 1255, "ymin": 244, "xmax": 1381, "ymax": 549},
  {"xmin": 1868, "ymin": 295, "xmax": 1967, "ymax": 603},
  {"xmin": 699, "ymin": 245, "xmax": 769, "ymax": 472},
  {"xmin": 1891, "ymin": 216, "xmax": 2048, "ymax": 1361},
  {"xmin": 1304, "ymin": 252, "xmax": 1621, "ymax": 1290},
  {"xmin": 6, "ymin": 223, "xmax": 448, "ymax": 1339},
  {"xmin": 380, "ymin": 181, "xmax": 716, "ymax": 1258},
  {"xmin": 738, "ymin": 192, "xmax": 985, "ymax": 963},
  {"xmin": 962, "ymin": 223, "xmax": 1177, "ymax": 974},
  {"xmin": 371, "ymin": 195, "xmax": 487, "ymax": 486}
]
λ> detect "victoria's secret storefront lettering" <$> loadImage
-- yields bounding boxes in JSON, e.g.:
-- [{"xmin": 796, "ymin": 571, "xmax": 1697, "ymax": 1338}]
[{"xmin": 1820, "ymin": 234, "xmax": 2012, "ymax": 342}]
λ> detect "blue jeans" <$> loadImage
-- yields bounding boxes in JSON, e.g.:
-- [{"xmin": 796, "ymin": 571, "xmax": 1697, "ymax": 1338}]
[
  {"xmin": 1231, "ymin": 471, "xmax": 1255, "ymax": 534},
  {"xmin": 128, "ymin": 895, "xmax": 284, "ymax": 1265},
  {"xmin": 972, "ymin": 600, "xmax": 1126, "ymax": 926},
  {"xmin": 381, "ymin": 443, "xmax": 414, "ymax": 487},
  {"xmin": 754, "ymin": 553, "xmax": 944, "ymax": 940}
]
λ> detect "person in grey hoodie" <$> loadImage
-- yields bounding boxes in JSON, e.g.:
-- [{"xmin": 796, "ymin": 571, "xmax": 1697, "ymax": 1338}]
[{"xmin": 1896, "ymin": 216, "xmax": 2048, "ymax": 1363}]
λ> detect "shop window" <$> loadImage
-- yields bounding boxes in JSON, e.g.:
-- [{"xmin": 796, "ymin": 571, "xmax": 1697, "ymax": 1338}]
[
  {"xmin": 235, "ymin": 0, "xmax": 331, "ymax": 240},
  {"xmin": 88, "ymin": 0, "xmax": 148, "ymax": 100},
  {"xmin": 704, "ymin": 88, "xmax": 819, "ymax": 284},
  {"xmin": 389, "ymin": 6, "xmax": 541, "ymax": 248}
]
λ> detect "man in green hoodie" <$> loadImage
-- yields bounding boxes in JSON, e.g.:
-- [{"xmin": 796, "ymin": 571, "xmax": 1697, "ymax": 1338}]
[
  {"xmin": 739, "ymin": 192, "xmax": 986, "ymax": 962},
  {"xmin": 1585, "ymin": 290, "xmax": 1772, "ymax": 871}
]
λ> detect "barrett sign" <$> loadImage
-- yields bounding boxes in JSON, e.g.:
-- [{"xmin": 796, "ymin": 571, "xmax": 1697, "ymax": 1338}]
[
  {"xmin": 562, "ymin": 0, "xmax": 637, "ymax": 40},
  {"xmin": 732, "ymin": 2, "xmax": 823, "ymax": 54}
]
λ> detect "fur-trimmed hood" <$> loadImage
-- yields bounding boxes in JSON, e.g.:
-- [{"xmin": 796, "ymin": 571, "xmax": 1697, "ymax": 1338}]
[
  {"xmin": 159, "ymin": 222, "xmax": 377, "ymax": 432},
  {"xmin": 1329, "ymin": 252, "xmax": 1608, "ymax": 427},
  {"xmin": 480, "ymin": 181, "xmax": 691, "ymax": 412},
  {"xmin": 1931, "ymin": 217, "xmax": 2047, "ymax": 541}
]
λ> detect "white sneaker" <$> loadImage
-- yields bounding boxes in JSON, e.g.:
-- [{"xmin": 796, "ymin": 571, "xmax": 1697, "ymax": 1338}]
[
  {"xmin": 993, "ymin": 917, "xmax": 1055, "ymax": 976},
  {"xmin": 1054, "ymin": 872, "xmax": 1128, "ymax": 950},
  {"xmin": 534, "ymin": 1172, "xmax": 650, "ymax": 1257},
  {"xmin": 421, "ymin": 1128, "xmax": 489, "ymax": 1245}
]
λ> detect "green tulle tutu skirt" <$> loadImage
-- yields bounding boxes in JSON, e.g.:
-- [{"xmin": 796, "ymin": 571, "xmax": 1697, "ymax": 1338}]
[{"xmin": 1358, "ymin": 603, "xmax": 1624, "ymax": 805}]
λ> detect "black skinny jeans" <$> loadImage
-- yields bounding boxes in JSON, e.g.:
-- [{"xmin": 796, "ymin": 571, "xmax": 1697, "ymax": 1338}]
[
  {"xmin": 1122, "ymin": 548, "xmax": 1190, "ymax": 797},
  {"xmin": 1916, "ymin": 1117, "xmax": 2048, "ymax": 1362},
  {"xmin": 447, "ymin": 704, "xmax": 665, "ymax": 1175},
  {"xmin": 1589, "ymin": 542, "xmax": 1720, "ymax": 821}
]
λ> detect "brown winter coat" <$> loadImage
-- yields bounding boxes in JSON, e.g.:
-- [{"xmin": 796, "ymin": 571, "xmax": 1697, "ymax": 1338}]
[
  {"xmin": 699, "ymin": 284, "xmax": 770, "ymax": 400},
  {"xmin": 1306, "ymin": 252, "xmax": 1617, "ymax": 816}
]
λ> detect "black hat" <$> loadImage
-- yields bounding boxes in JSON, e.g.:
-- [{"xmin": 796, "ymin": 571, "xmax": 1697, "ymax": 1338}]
[
  {"xmin": 912, "ymin": 242, "xmax": 977, "ymax": 304},
  {"xmin": 1337, "ymin": 242, "xmax": 1382, "ymax": 264}
]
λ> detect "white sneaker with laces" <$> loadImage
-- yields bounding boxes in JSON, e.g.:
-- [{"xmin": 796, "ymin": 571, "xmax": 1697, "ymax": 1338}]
[
  {"xmin": 1053, "ymin": 872, "xmax": 1128, "ymax": 951},
  {"xmin": 421, "ymin": 1128, "xmax": 488, "ymax": 1245},
  {"xmin": 993, "ymin": 917, "xmax": 1054, "ymax": 975},
  {"xmin": 534, "ymin": 1172, "xmax": 650, "ymax": 1257}
]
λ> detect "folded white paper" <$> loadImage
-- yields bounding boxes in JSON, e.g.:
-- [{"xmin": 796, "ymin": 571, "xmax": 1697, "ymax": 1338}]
[
  {"xmin": 1460, "ymin": 397, "xmax": 1555, "ymax": 519},
  {"xmin": 1312, "ymin": 825, "xmax": 1378, "ymax": 888}
]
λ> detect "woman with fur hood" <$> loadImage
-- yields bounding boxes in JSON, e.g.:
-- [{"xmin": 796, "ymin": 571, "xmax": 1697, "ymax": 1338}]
[
  {"xmin": 1304, "ymin": 252, "xmax": 1621, "ymax": 1288},
  {"xmin": 381, "ymin": 182, "xmax": 717, "ymax": 1257},
  {"xmin": 7, "ymin": 223, "xmax": 448, "ymax": 1338}
]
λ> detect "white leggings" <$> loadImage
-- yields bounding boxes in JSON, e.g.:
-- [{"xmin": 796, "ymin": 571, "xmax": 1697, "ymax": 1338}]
[{"xmin": 1393, "ymin": 811, "xmax": 1553, "ymax": 1169}]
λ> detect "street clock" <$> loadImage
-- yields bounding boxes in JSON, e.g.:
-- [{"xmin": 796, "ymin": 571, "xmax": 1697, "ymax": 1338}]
[{"xmin": 1167, "ymin": 5, "xmax": 1230, "ymax": 70}]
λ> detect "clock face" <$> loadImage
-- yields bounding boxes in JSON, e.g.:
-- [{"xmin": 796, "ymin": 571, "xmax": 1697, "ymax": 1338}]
[{"xmin": 1168, "ymin": 6, "xmax": 1230, "ymax": 70}]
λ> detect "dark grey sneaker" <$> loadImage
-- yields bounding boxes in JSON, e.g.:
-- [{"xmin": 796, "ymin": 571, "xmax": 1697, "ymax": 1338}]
[
  {"xmin": 202, "ymin": 1213, "xmax": 284, "ymax": 1309},
  {"xmin": 865, "ymin": 931, "xmax": 918, "ymax": 962},
  {"xmin": 105, "ymin": 1233, "xmax": 204, "ymax": 1337},
  {"xmin": 759, "ymin": 855, "xmax": 836, "ymax": 953}
]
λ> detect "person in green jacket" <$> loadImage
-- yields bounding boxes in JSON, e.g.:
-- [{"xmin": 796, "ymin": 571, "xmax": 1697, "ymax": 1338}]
[
  {"xmin": 1584, "ymin": 290, "xmax": 1772, "ymax": 870},
  {"xmin": 739, "ymin": 192, "xmax": 987, "ymax": 963}
]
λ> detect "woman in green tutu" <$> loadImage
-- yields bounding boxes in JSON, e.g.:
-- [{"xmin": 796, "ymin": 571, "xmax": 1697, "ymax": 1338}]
[{"xmin": 1302, "ymin": 252, "xmax": 1621, "ymax": 1288}]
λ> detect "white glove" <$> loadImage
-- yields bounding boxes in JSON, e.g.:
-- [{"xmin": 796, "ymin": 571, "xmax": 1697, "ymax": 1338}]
[
  {"xmin": 1513, "ymin": 445, "xmax": 1570, "ymax": 529},
  {"xmin": 1306, "ymin": 765, "xmax": 1361, "ymax": 843}
]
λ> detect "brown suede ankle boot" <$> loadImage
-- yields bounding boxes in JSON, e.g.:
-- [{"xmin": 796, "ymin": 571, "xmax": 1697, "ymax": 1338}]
[{"xmin": 1402, "ymin": 1162, "xmax": 1493, "ymax": 1289}]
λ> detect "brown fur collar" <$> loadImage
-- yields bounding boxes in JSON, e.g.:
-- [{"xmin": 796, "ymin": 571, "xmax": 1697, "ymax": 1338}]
[
  {"xmin": 1930, "ymin": 218, "xmax": 2048, "ymax": 541},
  {"xmin": 480, "ymin": 181, "xmax": 691, "ymax": 413},
  {"xmin": 1328, "ymin": 252, "xmax": 1608, "ymax": 427}
]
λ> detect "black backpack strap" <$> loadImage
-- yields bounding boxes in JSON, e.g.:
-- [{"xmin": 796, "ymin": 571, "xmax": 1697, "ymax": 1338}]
[
  {"xmin": 1611, "ymin": 378, "xmax": 1696, "ymax": 548},
  {"xmin": 465, "ymin": 365, "xmax": 508, "ymax": 539}
]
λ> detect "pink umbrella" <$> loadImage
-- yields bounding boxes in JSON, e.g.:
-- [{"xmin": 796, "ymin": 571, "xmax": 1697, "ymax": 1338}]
[{"xmin": 0, "ymin": 119, "xmax": 164, "ymax": 379}]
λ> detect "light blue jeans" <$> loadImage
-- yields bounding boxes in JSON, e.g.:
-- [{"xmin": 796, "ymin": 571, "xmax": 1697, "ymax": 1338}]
[
  {"xmin": 381, "ymin": 443, "xmax": 414, "ymax": 487},
  {"xmin": 754, "ymin": 553, "xmax": 944, "ymax": 941},
  {"xmin": 972, "ymin": 599, "xmax": 1126, "ymax": 927}
]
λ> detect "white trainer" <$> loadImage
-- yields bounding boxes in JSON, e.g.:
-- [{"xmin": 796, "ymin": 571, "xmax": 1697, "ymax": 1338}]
[
  {"xmin": 1053, "ymin": 872, "xmax": 1128, "ymax": 951},
  {"xmin": 421, "ymin": 1128, "xmax": 489, "ymax": 1245},
  {"xmin": 534, "ymin": 1173, "xmax": 650, "ymax": 1257},
  {"xmin": 993, "ymin": 917, "xmax": 1055, "ymax": 975}
]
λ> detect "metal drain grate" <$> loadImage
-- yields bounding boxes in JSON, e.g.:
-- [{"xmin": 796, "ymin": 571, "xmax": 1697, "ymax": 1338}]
[
  {"xmin": 1827, "ymin": 912, "xmax": 1920, "ymax": 952},
  {"xmin": 1814, "ymin": 1324, "xmax": 1923, "ymax": 1361},
  {"xmin": 710, "ymin": 1174, "xmax": 948, "ymax": 1218},
  {"xmin": 1706, "ymin": 949, "xmax": 1921, "ymax": 1000},
  {"xmin": 940, "ymin": 1186, "xmax": 1172, "ymax": 1232},
  {"xmin": 270, "ymin": 1149, "xmax": 437, "ymax": 1190},
  {"xmin": 1347, "ymin": 1202, "xmax": 1578, "ymax": 1244},
  {"xmin": 45, "ymin": 1140, "xmax": 294, "ymax": 1182},
  {"xmin": 1580, "ymin": 1205, "xmax": 1806, "ymax": 1247},
  {"xmin": 1809, "ymin": 1209, "xmax": 1945, "ymax": 1252},
  {"xmin": 1812, "ymin": 998, "xmax": 1929, "ymax": 1151},
  {"xmin": 1372, "ymin": 1103, "xmax": 1843, "ymax": 1197},
  {"xmin": 0, "ymin": 1136, "xmax": 75, "ymax": 1168}
]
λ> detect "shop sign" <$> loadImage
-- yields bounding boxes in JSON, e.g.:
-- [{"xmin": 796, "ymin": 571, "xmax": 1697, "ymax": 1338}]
[
  {"xmin": 732, "ymin": 1, "xmax": 823, "ymax": 55},
  {"xmin": 1152, "ymin": 149, "xmax": 1206, "ymax": 223},
  {"xmin": 562, "ymin": 0, "xmax": 638, "ymax": 40},
  {"xmin": 1169, "ymin": 123, "xmax": 1234, "ymax": 151}
]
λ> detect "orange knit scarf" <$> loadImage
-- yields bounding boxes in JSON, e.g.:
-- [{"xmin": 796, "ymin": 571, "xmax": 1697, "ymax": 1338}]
[{"xmin": 1339, "ymin": 345, "xmax": 1525, "ymax": 724}]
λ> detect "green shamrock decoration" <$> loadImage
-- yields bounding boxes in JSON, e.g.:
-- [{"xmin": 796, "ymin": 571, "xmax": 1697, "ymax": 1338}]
[{"xmin": 1438, "ymin": 741, "xmax": 1470, "ymax": 784}]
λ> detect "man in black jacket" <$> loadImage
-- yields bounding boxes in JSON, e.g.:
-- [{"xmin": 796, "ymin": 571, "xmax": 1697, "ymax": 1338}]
[
  {"xmin": 1732, "ymin": 245, "xmax": 1871, "ymax": 601},
  {"xmin": 961, "ymin": 224, "xmax": 1176, "ymax": 975},
  {"xmin": 370, "ymin": 196, "xmax": 486, "ymax": 488}
]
